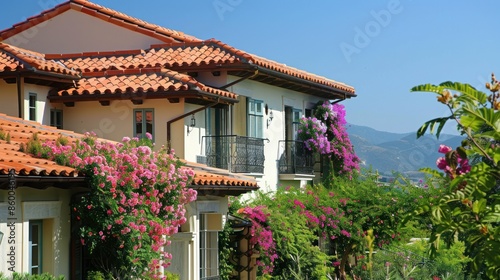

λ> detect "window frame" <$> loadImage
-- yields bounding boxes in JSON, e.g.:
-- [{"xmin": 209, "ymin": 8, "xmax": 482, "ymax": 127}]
[
  {"xmin": 133, "ymin": 109, "xmax": 155, "ymax": 141},
  {"xmin": 292, "ymin": 108, "xmax": 302, "ymax": 140},
  {"xmin": 247, "ymin": 98, "xmax": 264, "ymax": 138},
  {"xmin": 28, "ymin": 93, "xmax": 37, "ymax": 121},
  {"xmin": 199, "ymin": 213, "xmax": 220, "ymax": 279},
  {"xmin": 29, "ymin": 220, "xmax": 43, "ymax": 275},
  {"xmin": 50, "ymin": 109, "xmax": 63, "ymax": 129}
]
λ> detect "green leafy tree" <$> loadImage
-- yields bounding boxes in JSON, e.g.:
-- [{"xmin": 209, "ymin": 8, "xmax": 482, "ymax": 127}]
[{"xmin": 411, "ymin": 76, "xmax": 500, "ymax": 279}]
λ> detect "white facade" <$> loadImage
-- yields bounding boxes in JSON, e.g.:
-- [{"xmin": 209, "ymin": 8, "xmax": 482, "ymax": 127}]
[
  {"xmin": 4, "ymin": 9, "xmax": 164, "ymax": 53},
  {"xmin": 0, "ymin": 187, "xmax": 82, "ymax": 278},
  {"xmin": 0, "ymin": 2, "xmax": 351, "ymax": 279}
]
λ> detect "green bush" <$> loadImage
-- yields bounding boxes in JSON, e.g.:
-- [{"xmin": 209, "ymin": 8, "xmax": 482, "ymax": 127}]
[{"xmin": 0, "ymin": 273, "xmax": 65, "ymax": 280}]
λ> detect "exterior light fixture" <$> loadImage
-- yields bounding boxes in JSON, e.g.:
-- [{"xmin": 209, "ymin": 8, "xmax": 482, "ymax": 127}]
[
  {"xmin": 267, "ymin": 109, "xmax": 273, "ymax": 128},
  {"xmin": 0, "ymin": 230, "xmax": 3, "ymax": 245},
  {"xmin": 187, "ymin": 114, "xmax": 196, "ymax": 135}
]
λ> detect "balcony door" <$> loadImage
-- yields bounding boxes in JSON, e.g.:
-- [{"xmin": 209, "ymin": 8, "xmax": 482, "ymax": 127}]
[
  {"xmin": 205, "ymin": 106, "xmax": 229, "ymax": 169},
  {"xmin": 280, "ymin": 106, "xmax": 312, "ymax": 174},
  {"xmin": 206, "ymin": 106, "xmax": 228, "ymax": 137}
]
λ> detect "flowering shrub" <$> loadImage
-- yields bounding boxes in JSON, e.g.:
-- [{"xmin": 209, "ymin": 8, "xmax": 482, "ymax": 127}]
[
  {"xmin": 34, "ymin": 133, "xmax": 197, "ymax": 279},
  {"xmin": 297, "ymin": 117, "xmax": 328, "ymax": 154},
  {"xmin": 412, "ymin": 75, "xmax": 500, "ymax": 279},
  {"xmin": 298, "ymin": 101, "xmax": 359, "ymax": 178},
  {"xmin": 240, "ymin": 173, "xmax": 433, "ymax": 280},
  {"xmin": 237, "ymin": 206, "xmax": 277, "ymax": 274}
]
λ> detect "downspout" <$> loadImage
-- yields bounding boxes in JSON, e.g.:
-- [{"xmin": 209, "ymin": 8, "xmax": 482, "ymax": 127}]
[
  {"xmin": 166, "ymin": 99, "xmax": 220, "ymax": 151},
  {"xmin": 16, "ymin": 74, "xmax": 22, "ymax": 118}
]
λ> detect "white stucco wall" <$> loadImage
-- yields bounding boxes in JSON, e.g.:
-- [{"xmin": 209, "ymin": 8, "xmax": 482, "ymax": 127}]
[
  {"xmin": 0, "ymin": 187, "xmax": 80, "ymax": 278},
  {"xmin": 23, "ymin": 83, "xmax": 52, "ymax": 124},
  {"xmin": 229, "ymin": 76, "xmax": 326, "ymax": 192},
  {"xmin": 0, "ymin": 80, "xmax": 19, "ymax": 117},
  {"xmin": 0, "ymin": 80, "xmax": 55, "ymax": 124},
  {"xmin": 4, "ymin": 9, "xmax": 165, "ymax": 53},
  {"xmin": 183, "ymin": 103, "xmax": 208, "ymax": 163}
]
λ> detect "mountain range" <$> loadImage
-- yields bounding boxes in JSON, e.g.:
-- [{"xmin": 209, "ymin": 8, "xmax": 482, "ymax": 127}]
[{"xmin": 346, "ymin": 124, "xmax": 463, "ymax": 179}]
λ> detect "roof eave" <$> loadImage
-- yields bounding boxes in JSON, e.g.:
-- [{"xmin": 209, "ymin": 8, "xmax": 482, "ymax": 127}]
[
  {"xmin": 190, "ymin": 185, "xmax": 259, "ymax": 197},
  {"xmin": 0, "ymin": 174, "xmax": 87, "ymax": 190},
  {"xmin": 47, "ymin": 89, "xmax": 238, "ymax": 104}
]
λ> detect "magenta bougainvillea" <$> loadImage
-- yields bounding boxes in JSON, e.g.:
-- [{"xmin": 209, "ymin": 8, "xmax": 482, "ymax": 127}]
[
  {"xmin": 40, "ymin": 133, "xmax": 197, "ymax": 278},
  {"xmin": 298, "ymin": 101, "xmax": 359, "ymax": 177},
  {"xmin": 237, "ymin": 205, "xmax": 277, "ymax": 274}
]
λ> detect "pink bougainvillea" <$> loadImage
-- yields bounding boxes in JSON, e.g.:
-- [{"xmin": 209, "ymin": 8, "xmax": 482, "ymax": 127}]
[
  {"xmin": 237, "ymin": 206, "xmax": 278, "ymax": 274},
  {"xmin": 298, "ymin": 101, "xmax": 359, "ymax": 178},
  {"xmin": 39, "ymin": 133, "xmax": 197, "ymax": 279}
]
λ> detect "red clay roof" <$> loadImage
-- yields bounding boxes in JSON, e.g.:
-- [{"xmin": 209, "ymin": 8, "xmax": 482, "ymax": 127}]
[
  {"xmin": 51, "ymin": 68, "xmax": 238, "ymax": 102},
  {"xmin": 0, "ymin": 42, "xmax": 80, "ymax": 77},
  {"xmin": 0, "ymin": 114, "xmax": 257, "ymax": 192},
  {"xmin": 48, "ymin": 39, "xmax": 355, "ymax": 95},
  {"xmin": 185, "ymin": 161, "xmax": 259, "ymax": 194},
  {"xmin": 0, "ymin": 0, "xmax": 201, "ymax": 44},
  {"xmin": 0, "ymin": 113, "xmax": 81, "ymax": 177}
]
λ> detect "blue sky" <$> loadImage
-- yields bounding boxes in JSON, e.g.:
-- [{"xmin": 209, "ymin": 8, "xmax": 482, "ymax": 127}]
[{"xmin": 1, "ymin": 0, "xmax": 498, "ymax": 135}]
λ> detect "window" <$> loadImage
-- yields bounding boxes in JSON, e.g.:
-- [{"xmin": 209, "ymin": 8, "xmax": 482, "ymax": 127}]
[
  {"xmin": 29, "ymin": 220, "xmax": 43, "ymax": 275},
  {"xmin": 50, "ymin": 110, "xmax": 63, "ymax": 129},
  {"xmin": 29, "ymin": 93, "xmax": 37, "ymax": 121},
  {"xmin": 292, "ymin": 108, "xmax": 302, "ymax": 140},
  {"xmin": 133, "ymin": 109, "xmax": 154, "ymax": 139},
  {"xmin": 247, "ymin": 98, "xmax": 263, "ymax": 138},
  {"xmin": 305, "ymin": 108, "xmax": 313, "ymax": 118},
  {"xmin": 285, "ymin": 107, "xmax": 302, "ymax": 141},
  {"xmin": 200, "ymin": 213, "xmax": 222, "ymax": 279}
]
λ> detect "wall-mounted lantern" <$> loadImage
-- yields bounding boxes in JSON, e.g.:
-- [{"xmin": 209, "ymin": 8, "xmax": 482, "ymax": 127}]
[{"xmin": 187, "ymin": 114, "xmax": 196, "ymax": 135}]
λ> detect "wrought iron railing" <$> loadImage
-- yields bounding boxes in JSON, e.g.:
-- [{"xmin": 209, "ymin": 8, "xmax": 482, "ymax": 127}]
[
  {"xmin": 277, "ymin": 140, "xmax": 314, "ymax": 174},
  {"xmin": 203, "ymin": 135, "xmax": 266, "ymax": 173}
]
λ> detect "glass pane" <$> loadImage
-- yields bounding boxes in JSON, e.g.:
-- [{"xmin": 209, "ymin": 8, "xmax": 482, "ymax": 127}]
[
  {"xmin": 256, "ymin": 102, "xmax": 262, "ymax": 114},
  {"xmin": 57, "ymin": 111, "xmax": 63, "ymax": 128},
  {"xmin": 29, "ymin": 95, "xmax": 36, "ymax": 107},
  {"xmin": 29, "ymin": 108, "xmax": 36, "ymax": 121},
  {"xmin": 293, "ymin": 110, "xmax": 301, "ymax": 122},
  {"xmin": 135, "ymin": 111, "xmax": 143, "ymax": 136},
  {"xmin": 32, "ymin": 246, "xmax": 39, "ymax": 265},
  {"xmin": 256, "ymin": 116, "xmax": 263, "ymax": 138},
  {"xmin": 249, "ymin": 101, "xmax": 255, "ymax": 114},
  {"xmin": 31, "ymin": 225, "xmax": 39, "ymax": 244},
  {"xmin": 145, "ymin": 110, "xmax": 153, "ymax": 134},
  {"xmin": 249, "ymin": 115, "xmax": 255, "ymax": 137},
  {"xmin": 32, "ymin": 267, "xmax": 38, "ymax": 275}
]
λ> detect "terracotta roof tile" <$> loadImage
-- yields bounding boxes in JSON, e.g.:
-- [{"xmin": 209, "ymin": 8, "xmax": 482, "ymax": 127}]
[
  {"xmin": 53, "ymin": 40, "xmax": 354, "ymax": 94},
  {"xmin": 0, "ymin": 42, "xmax": 80, "ymax": 77},
  {"xmin": 192, "ymin": 171, "xmax": 259, "ymax": 188},
  {"xmin": 184, "ymin": 161, "xmax": 259, "ymax": 190},
  {"xmin": 0, "ymin": 0, "xmax": 201, "ymax": 43},
  {"xmin": 53, "ymin": 68, "xmax": 238, "ymax": 101},
  {"xmin": 0, "ymin": 114, "xmax": 82, "ymax": 177}
]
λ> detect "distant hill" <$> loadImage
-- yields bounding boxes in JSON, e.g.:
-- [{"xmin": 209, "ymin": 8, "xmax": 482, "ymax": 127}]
[{"xmin": 347, "ymin": 124, "xmax": 462, "ymax": 179}]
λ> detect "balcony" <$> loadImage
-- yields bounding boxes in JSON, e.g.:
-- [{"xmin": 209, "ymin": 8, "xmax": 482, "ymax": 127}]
[
  {"xmin": 203, "ymin": 135, "xmax": 266, "ymax": 174},
  {"xmin": 277, "ymin": 140, "xmax": 314, "ymax": 175}
]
